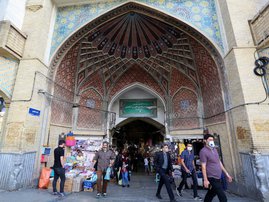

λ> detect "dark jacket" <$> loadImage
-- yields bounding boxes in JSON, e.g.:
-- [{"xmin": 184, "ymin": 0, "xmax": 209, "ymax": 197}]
[{"xmin": 154, "ymin": 151, "xmax": 173, "ymax": 173}]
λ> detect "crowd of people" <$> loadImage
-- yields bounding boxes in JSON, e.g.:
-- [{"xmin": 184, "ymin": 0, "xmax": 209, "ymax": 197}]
[{"xmin": 51, "ymin": 134, "xmax": 232, "ymax": 202}]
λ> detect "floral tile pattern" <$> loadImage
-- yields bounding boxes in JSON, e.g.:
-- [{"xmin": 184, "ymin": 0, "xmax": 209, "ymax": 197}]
[
  {"xmin": 0, "ymin": 56, "xmax": 19, "ymax": 99},
  {"xmin": 50, "ymin": 0, "xmax": 223, "ymax": 57}
]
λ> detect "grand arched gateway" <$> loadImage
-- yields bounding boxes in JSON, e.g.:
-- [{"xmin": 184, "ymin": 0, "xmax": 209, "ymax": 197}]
[{"xmin": 0, "ymin": 0, "xmax": 269, "ymax": 200}]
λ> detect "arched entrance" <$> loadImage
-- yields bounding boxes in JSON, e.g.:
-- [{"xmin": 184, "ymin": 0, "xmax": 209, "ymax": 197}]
[
  {"xmin": 112, "ymin": 117, "xmax": 164, "ymax": 173},
  {"xmin": 48, "ymin": 1, "xmax": 230, "ymax": 173},
  {"xmin": 50, "ymin": 2, "xmax": 226, "ymax": 129},
  {"xmin": 112, "ymin": 117, "xmax": 165, "ymax": 149}
]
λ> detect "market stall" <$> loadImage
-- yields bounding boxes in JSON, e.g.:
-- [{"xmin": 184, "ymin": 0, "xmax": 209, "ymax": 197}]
[{"xmin": 48, "ymin": 135, "xmax": 104, "ymax": 192}]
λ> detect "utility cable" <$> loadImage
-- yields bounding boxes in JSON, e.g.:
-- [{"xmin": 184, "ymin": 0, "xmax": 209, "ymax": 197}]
[{"xmin": 39, "ymin": 90, "xmax": 115, "ymax": 115}]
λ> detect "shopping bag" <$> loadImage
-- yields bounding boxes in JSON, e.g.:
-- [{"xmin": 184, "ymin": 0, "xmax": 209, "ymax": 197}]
[
  {"xmin": 110, "ymin": 168, "xmax": 115, "ymax": 179},
  {"xmin": 38, "ymin": 167, "xmax": 51, "ymax": 189},
  {"xmin": 91, "ymin": 173, "xmax": 97, "ymax": 182},
  {"xmin": 104, "ymin": 167, "xmax": 111, "ymax": 180},
  {"xmin": 117, "ymin": 168, "xmax": 122, "ymax": 185}
]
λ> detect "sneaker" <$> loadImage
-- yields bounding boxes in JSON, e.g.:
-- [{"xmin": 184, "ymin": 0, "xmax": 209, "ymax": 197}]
[
  {"xmin": 194, "ymin": 196, "xmax": 203, "ymax": 201},
  {"xmin": 176, "ymin": 188, "xmax": 182, "ymax": 197},
  {"xmin": 96, "ymin": 193, "xmax": 101, "ymax": 198},
  {"xmin": 51, "ymin": 192, "xmax": 58, "ymax": 195},
  {"xmin": 122, "ymin": 185, "xmax": 125, "ymax": 187},
  {"xmin": 102, "ymin": 193, "xmax": 107, "ymax": 197},
  {"xmin": 127, "ymin": 184, "xmax": 130, "ymax": 187},
  {"xmin": 58, "ymin": 192, "xmax": 66, "ymax": 197}
]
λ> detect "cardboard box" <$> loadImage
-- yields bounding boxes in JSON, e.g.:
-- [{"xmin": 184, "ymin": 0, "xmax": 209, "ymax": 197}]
[
  {"xmin": 48, "ymin": 177, "xmax": 73, "ymax": 192},
  {"xmin": 72, "ymin": 177, "xmax": 85, "ymax": 192}
]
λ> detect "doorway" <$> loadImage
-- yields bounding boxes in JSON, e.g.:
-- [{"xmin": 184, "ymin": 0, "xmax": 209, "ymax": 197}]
[{"xmin": 112, "ymin": 118, "xmax": 164, "ymax": 172}]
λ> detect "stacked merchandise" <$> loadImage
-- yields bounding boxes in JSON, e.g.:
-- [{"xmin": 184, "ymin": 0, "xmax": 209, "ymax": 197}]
[
  {"xmin": 66, "ymin": 131, "xmax": 76, "ymax": 147},
  {"xmin": 62, "ymin": 138, "xmax": 102, "ymax": 192}
]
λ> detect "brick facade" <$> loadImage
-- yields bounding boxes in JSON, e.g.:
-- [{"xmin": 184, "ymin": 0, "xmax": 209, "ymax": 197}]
[
  {"xmin": 77, "ymin": 88, "xmax": 103, "ymax": 130},
  {"xmin": 50, "ymin": 44, "xmax": 78, "ymax": 126}
]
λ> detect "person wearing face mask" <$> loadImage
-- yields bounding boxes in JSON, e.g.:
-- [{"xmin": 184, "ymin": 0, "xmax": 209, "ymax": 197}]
[
  {"xmin": 176, "ymin": 142, "xmax": 202, "ymax": 200},
  {"xmin": 92, "ymin": 141, "xmax": 115, "ymax": 198},
  {"xmin": 199, "ymin": 134, "xmax": 232, "ymax": 202}
]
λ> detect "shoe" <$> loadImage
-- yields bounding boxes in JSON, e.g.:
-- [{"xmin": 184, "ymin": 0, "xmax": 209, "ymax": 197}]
[
  {"xmin": 127, "ymin": 184, "xmax": 130, "ymax": 187},
  {"xmin": 170, "ymin": 199, "xmax": 178, "ymax": 202},
  {"xmin": 102, "ymin": 193, "xmax": 107, "ymax": 197},
  {"xmin": 51, "ymin": 192, "xmax": 58, "ymax": 195},
  {"xmin": 96, "ymin": 193, "xmax": 101, "ymax": 198},
  {"xmin": 176, "ymin": 188, "xmax": 182, "ymax": 197},
  {"xmin": 58, "ymin": 192, "xmax": 66, "ymax": 197},
  {"xmin": 194, "ymin": 196, "xmax": 203, "ymax": 201},
  {"xmin": 122, "ymin": 185, "xmax": 125, "ymax": 187},
  {"xmin": 156, "ymin": 194, "xmax": 162, "ymax": 199}
]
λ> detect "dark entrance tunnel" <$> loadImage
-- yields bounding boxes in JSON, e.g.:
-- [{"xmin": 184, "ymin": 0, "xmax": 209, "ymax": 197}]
[{"xmin": 112, "ymin": 119, "xmax": 164, "ymax": 150}]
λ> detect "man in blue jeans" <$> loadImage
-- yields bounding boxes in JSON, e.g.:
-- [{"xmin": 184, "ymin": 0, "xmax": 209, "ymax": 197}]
[
  {"xmin": 176, "ymin": 142, "xmax": 202, "ymax": 200},
  {"xmin": 200, "ymin": 134, "xmax": 232, "ymax": 202},
  {"xmin": 52, "ymin": 140, "xmax": 66, "ymax": 197}
]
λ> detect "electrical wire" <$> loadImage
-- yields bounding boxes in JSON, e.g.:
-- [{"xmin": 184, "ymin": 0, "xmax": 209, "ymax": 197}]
[{"xmin": 39, "ymin": 91, "xmax": 115, "ymax": 115}]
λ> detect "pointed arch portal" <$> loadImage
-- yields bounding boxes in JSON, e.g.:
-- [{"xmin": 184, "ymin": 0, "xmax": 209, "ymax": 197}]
[{"xmin": 49, "ymin": 1, "xmax": 228, "ymax": 141}]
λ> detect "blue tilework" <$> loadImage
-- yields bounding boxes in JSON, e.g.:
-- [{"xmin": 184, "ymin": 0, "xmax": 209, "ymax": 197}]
[
  {"xmin": 0, "ymin": 56, "xmax": 18, "ymax": 98},
  {"xmin": 50, "ymin": 0, "xmax": 223, "ymax": 57}
]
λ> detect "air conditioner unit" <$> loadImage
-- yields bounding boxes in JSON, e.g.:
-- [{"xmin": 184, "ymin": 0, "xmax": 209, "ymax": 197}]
[{"xmin": 0, "ymin": 21, "xmax": 27, "ymax": 59}]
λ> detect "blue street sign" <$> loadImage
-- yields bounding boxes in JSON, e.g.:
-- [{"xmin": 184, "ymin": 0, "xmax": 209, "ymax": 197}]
[{"xmin": 29, "ymin": 108, "xmax": 41, "ymax": 116}]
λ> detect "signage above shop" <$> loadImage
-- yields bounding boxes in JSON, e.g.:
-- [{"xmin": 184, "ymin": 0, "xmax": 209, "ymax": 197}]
[{"xmin": 119, "ymin": 99, "xmax": 157, "ymax": 118}]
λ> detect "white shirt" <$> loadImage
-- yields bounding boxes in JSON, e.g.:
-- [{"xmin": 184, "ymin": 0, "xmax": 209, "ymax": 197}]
[{"xmin": 144, "ymin": 158, "xmax": 149, "ymax": 166}]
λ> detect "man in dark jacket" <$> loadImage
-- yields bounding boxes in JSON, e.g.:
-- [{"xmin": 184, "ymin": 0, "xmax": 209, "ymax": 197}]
[{"xmin": 154, "ymin": 143, "xmax": 178, "ymax": 202}]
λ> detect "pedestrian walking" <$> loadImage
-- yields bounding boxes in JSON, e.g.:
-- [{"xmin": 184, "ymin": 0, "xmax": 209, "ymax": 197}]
[
  {"xmin": 114, "ymin": 150, "xmax": 122, "ymax": 184},
  {"xmin": 144, "ymin": 156, "xmax": 150, "ymax": 175},
  {"xmin": 154, "ymin": 143, "xmax": 178, "ymax": 202},
  {"xmin": 121, "ymin": 162, "xmax": 130, "ymax": 187},
  {"xmin": 176, "ymin": 142, "xmax": 202, "ymax": 200},
  {"xmin": 199, "ymin": 134, "xmax": 233, "ymax": 202},
  {"xmin": 93, "ymin": 141, "xmax": 116, "ymax": 198},
  {"xmin": 52, "ymin": 140, "xmax": 66, "ymax": 197}
]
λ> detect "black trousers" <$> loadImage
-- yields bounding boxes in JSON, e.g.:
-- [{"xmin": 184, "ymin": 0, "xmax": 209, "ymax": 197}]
[
  {"xmin": 178, "ymin": 169, "xmax": 198, "ymax": 197},
  {"xmin": 156, "ymin": 168, "xmax": 175, "ymax": 200},
  {"xmin": 53, "ymin": 167, "xmax": 66, "ymax": 193},
  {"xmin": 204, "ymin": 178, "xmax": 227, "ymax": 202}
]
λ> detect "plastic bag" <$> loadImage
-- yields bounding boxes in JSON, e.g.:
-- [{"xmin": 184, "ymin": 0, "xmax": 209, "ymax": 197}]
[
  {"xmin": 91, "ymin": 173, "xmax": 97, "ymax": 182},
  {"xmin": 104, "ymin": 167, "xmax": 111, "ymax": 180},
  {"xmin": 110, "ymin": 168, "xmax": 115, "ymax": 179},
  {"xmin": 38, "ymin": 167, "xmax": 51, "ymax": 189}
]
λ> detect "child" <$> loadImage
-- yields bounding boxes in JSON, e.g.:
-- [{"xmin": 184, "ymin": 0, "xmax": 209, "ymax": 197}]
[
  {"xmin": 121, "ymin": 163, "xmax": 130, "ymax": 187},
  {"xmin": 144, "ymin": 157, "xmax": 150, "ymax": 175}
]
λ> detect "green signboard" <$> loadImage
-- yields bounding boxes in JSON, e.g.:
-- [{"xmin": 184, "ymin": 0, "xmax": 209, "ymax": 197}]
[{"xmin": 119, "ymin": 99, "xmax": 157, "ymax": 118}]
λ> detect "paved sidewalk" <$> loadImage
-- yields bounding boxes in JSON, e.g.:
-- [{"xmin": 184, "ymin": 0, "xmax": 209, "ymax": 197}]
[{"xmin": 0, "ymin": 174, "xmax": 256, "ymax": 202}]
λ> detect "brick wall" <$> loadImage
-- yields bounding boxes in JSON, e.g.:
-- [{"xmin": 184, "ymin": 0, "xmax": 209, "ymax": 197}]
[
  {"xmin": 50, "ymin": 44, "xmax": 78, "ymax": 126},
  {"xmin": 77, "ymin": 88, "xmax": 103, "ymax": 130},
  {"xmin": 250, "ymin": 3, "xmax": 269, "ymax": 45}
]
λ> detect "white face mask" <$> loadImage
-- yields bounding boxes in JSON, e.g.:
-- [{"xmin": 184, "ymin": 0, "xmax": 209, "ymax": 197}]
[
  {"xmin": 187, "ymin": 147, "xmax": 192, "ymax": 151},
  {"xmin": 208, "ymin": 141, "xmax": 215, "ymax": 148}
]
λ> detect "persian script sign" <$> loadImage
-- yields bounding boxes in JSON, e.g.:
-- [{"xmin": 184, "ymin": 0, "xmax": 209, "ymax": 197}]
[{"xmin": 119, "ymin": 99, "xmax": 157, "ymax": 118}]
